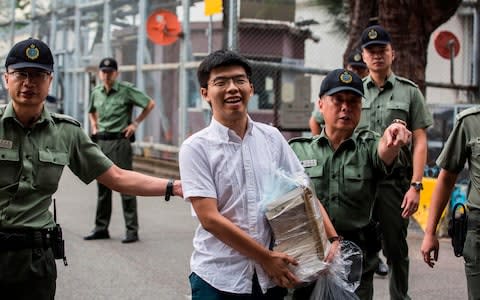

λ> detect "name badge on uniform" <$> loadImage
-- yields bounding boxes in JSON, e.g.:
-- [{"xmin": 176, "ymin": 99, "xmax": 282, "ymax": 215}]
[
  {"xmin": 0, "ymin": 139, "xmax": 13, "ymax": 149},
  {"xmin": 301, "ymin": 159, "xmax": 317, "ymax": 168}
]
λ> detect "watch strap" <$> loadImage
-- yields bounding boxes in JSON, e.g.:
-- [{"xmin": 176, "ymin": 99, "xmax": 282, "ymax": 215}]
[{"xmin": 165, "ymin": 178, "xmax": 174, "ymax": 201}]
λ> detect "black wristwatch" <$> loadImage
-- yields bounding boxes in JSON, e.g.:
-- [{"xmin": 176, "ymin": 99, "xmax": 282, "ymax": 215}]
[
  {"xmin": 165, "ymin": 179, "xmax": 174, "ymax": 201},
  {"xmin": 411, "ymin": 181, "xmax": 423, "ymax": 192}
]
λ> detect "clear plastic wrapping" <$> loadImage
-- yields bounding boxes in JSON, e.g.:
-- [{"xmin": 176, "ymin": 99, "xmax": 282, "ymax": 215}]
[
  {"xmin": 261, "ymin": 169, "xmax": 363, "ymax": 296},
  {"xmin": 261, "ymin": 170, "xmax": 329, "ymax": 283},
  {"xmin": 309, "ymin": 240, "xmax": 363, "ymax": 300}
]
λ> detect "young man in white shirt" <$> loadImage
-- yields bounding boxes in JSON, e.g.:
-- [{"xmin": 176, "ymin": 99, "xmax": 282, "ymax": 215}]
[{"xmin": 179, "ymin": 50, "xmax": 338, "ymax": 299}]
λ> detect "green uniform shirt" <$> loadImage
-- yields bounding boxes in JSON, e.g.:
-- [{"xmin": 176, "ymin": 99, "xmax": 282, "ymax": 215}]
[
  {"xmin": 89, "ymin": 81, "xmax": 151, "ymax": 132},
  {"xmin": 436, "ymin": 107, "xmax": 480, "ymax": 209},
  {"xmin": 289, "ymin": 129, "xmax": 389, "ymax": 232},
  {"xmin": 0, "ymin": 103, "xmax": 113, "ymax": 229},
  {"xmin": 358, "ymin": 73, "xmax": 433, "ymax": 167}
]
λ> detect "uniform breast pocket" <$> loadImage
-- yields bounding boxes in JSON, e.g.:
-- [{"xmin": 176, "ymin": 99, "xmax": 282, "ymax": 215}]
[
  {"xmin": 344, "ymin": 167, "xmax": 372, "ymax": 195},
  {"xmin": 305, "ymin": 166, "xmax": 323, "ymax": 196},
  {"xmin": 35, "ymin": 150, "xmax": 69, "ymax": 192},
  {"xmin": 0, "ymin": 148, "xmax": 20, "ymax": 189},
  {"xmin": 386, "ymin": 102, "xmax": 409, "ymax": 123}
]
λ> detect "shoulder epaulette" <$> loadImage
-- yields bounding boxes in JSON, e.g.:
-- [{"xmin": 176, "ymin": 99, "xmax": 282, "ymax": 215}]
[
  {"xmin": 288, "ymin": 136, "xmax": 315, "ymax": 145},
  {"xmin": 92, "ymin": 84, "xmax": 103, "ymax": 91},
  {"xmin": 395, "ymin": 76, "xmax": 418, "ymax": 88},
  {"xmin": 356, "ymin": 128, "xmax": 380, "ymax": 141},
  {"xmin": 50, "ymin": 113, "xmax": 81, "ymax": 126},
  {"xmin": 119, "ymin": 81, "xmax": 134, "ymax": 88},
  {"xmin": 456, "ymin": 106, "xmax": 480, "ymax": 121}
]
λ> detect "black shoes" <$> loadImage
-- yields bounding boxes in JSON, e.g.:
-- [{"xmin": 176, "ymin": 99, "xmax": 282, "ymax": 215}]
[
  {"xmin": 375, "ymin": 258, "xmax": 389, "ymax": 276},
  {"xmin": 121, "ymin": 232, "xmax": 139, "ymax": 244},
  {"xmin": 84, "ymin": 230, "xmax": 110, "ymax": 240},
  {"xmin": 84, "ymin": 230, "xmax": 138, "ymax": 243}
]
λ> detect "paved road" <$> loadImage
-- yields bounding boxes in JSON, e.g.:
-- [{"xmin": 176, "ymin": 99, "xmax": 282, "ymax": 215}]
[{"xmin": 54, "ymin": 169, "xmax": 467, "ymax": 299}]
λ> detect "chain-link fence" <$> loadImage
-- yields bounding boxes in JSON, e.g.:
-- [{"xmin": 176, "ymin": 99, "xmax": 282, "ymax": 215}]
[{"xmin": 0, "ymin": 0, "xmax": 475, "ymax": 161}]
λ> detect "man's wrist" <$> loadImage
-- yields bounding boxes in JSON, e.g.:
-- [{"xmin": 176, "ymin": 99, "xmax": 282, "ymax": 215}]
[
  {"xmin": 132, "ymin": 121, "xmax": 139, "ymax": 127},
  {"xmin": 391, "ymin": 119, "xmax": 407, "ymax": 127},
  {"xmin": 328, "ymin": 235, "xmax": 342, "ymax": 243},
  {"xmin": 165, "ymin": 178, "xmax": 174, "ymax": 201},
  {"xmin": 410, "ymin": 181, "xmax": 423, "ymax": 192}
]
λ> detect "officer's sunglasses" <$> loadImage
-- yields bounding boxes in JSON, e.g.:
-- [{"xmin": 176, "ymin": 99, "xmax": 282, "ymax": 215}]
[{"xmin": 7, "ymin": 70, "xmax": 51, "ymax": 82}]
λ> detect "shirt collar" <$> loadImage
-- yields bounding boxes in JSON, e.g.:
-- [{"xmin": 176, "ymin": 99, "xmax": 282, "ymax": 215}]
[
  {"xmin": 2, "ymin": 102, "xmax": 52, "ymax": 127},
  {"xmin": 317, "ymin": 127, "xmax": 357, "ymax": 150},
  {"xmin": 102, "ymin": 80, "xmax": 120, "ymax": 94},
  {"xmin": 365, "ymin": 72, "xmax": 396, "ymax": 89},
  {"xmin": 209, "ymin": 115, "xmax": 254, "ymax": 143}
]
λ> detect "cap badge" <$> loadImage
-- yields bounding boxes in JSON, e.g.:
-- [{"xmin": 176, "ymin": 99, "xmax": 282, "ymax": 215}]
[
  {"xmin": 339, "ymin": 71, "xmax": 353, "ymax": 84},
  {"xmin": 25, "ymin": 44, "xmax": 40, "ymax": 60},
  {"xmin": 104, "ymin": 60, "xmax": 111, "ymax": 66},
  {"xmin": 353, "ymin": 53, "xmax": 362, "ymax": 62},
  {"xmin": 368, "ymin": 29, "xmax": 378, "ymax": 40}
]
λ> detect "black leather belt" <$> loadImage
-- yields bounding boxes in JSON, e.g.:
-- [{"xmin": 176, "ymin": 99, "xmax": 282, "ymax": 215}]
[
  {"xmin": 95, "ymin": 132, "xmax": 125, "ymax": 140},
  {"xmin": 0, "ymin": 228, "xmax": 53, "ymax": 251}
]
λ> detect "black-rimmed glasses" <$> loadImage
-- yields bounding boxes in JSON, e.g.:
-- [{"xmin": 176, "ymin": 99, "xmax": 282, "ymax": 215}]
[{"xmin": 208, "ymin": 75, "xmax": 250, "ymax": 89}]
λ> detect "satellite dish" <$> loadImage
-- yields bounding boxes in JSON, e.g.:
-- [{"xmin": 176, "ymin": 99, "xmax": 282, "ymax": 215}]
[
  {"xmin": 434, "ymin": 31, "xmax": 460, "ymax": 59},
  {"xmin": 146, "ymin": 9, "xmax": 182, "ymax": 45}
]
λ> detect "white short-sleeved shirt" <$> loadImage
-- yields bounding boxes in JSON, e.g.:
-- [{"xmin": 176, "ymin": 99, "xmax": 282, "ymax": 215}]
[{"xmin": 179, "ymin": 116, "xmax": 304, "ymax": 294}]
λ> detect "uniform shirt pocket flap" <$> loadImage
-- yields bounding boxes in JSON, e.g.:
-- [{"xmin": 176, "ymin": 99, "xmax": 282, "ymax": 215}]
[
  {"xmin": 39, "ymin": 150, "xmax": 69, "ymax": 165},
  {"xmin": 305, "ymin": 165, "xmax": 323, "ymax": 178},
  {"xmin": 0, "ymin": 148, "xmax": 20, "ymax": 162},
  {"xmin": 344, "ymin": 167, "xmax": 372, "ymax": 180},
  {"xmin": 386, "ymin": 101, "xmax": 409, "ymax": 111}
]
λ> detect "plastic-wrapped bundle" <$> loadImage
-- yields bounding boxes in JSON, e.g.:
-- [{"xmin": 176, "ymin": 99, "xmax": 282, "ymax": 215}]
[
  {"xmin": 261, "ymin": 170, "xmax": 329, "ymax": 283},
  {"xmin": 309, "ymin": 240, "xmax": 363, "ymax": 300}
]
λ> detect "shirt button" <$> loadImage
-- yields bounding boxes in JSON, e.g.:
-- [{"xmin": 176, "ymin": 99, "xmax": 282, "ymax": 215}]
[{"xmin": 22, "ymin": 176, "xmax": 27, "ymax": 181}]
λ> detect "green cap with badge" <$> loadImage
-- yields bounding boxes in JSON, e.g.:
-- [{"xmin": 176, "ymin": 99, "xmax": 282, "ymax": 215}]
[
  {"xmin": 361, "ymin": 25, "xmax": 392, "ymax": 48},
  {"xmin": 319, "ymin": 69, "xmax": 364, "ymax": 98},
  {"xmin": 4, "ymin": 38, "xmax": 54, "ymax": 72}
]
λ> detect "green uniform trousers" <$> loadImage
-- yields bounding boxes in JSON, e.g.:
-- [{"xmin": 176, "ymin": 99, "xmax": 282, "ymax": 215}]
[
  {"xmin": 374, "ymin": 177, "xmax": 411, "ymax": 300},
  {"xmin": 464, "ymin": 209, "xmax": 480, "ymax": 300},
  {"xmin": 0, "ymin": 248, "xmax": 57, "ymax": 300},
  {"xmin": 95, "ymin": 138, "xmax": 138, "ymax": 235}
]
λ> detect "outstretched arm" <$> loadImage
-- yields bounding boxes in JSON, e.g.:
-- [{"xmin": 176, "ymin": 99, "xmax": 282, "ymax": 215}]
[
  {"xmin": 96, "ymin": 164, "xmax": 182, "ymax": 197},
  {"xmin": 377, "ymin": 122, "xmax": 412, "ymax": 165}
]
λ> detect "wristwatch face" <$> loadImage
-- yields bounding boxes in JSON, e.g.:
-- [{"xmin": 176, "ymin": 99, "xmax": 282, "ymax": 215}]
[{"xmin": 411, "ymin": 182, "xmax": 423, "ymax": 191}]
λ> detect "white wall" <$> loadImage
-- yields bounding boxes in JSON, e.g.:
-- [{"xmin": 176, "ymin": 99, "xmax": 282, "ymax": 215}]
[{"xmin": 426, "ymin": 12, "xmax": 472, "ymax": 104}]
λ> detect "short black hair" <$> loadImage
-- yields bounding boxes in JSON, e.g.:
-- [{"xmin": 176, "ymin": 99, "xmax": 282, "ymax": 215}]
[{"xmin": 197, "ymin": 49, "xmax": 252, "ymax": 88}]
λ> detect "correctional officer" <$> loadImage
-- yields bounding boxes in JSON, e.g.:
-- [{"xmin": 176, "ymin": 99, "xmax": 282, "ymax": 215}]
[
  {"xmin": 359, "ymin": 25, "xmax": 433, "ymax": 299},
  {"xmin": 309, "ymin": 48, "xmax": 369, "ymax": 135},
  {"xmin": 85, "ymin": 57, "xmax": 155, "ymax": 243},
  {"xmin": 0, "ymin": 38, "xmax": 181, "ymax": 300},
  {"xmin": 290, "ymin": 69, "xmax": 411, "ymax": 300},
  {"xmin": 421, "ymin": 106, "xmax": 480, "ymax": 300}
]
